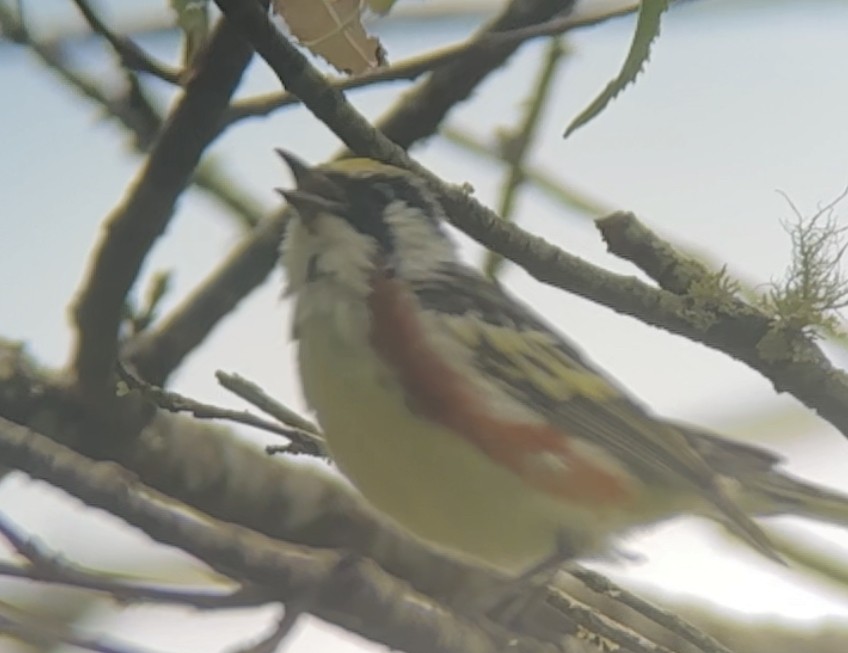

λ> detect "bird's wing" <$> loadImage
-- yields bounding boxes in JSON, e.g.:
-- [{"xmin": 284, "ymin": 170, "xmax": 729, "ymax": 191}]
[{"xmin": 412, "ymin": 264, "xmax": 778, "ymax": 560}]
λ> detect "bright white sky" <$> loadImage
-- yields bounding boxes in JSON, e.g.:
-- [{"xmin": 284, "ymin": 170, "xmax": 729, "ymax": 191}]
[{"xmin": 2, "ymin": 0, "xmax": 848, "ymax": 651}]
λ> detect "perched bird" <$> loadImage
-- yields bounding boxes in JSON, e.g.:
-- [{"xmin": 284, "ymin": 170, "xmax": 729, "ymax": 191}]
[{"xmin": 278, "ymin": 151, "xmax": 848, "ymax": 574}]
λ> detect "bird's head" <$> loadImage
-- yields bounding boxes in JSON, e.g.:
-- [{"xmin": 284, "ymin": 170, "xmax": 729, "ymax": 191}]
[{"xmin": 278, "ymin": 150, "xmax": 457, "ymax": 297}]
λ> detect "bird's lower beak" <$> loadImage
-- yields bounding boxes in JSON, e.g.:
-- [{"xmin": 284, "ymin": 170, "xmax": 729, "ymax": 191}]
[{"xmin": 275, "ymin": 149, "xmax": 346, "ymax": 223}]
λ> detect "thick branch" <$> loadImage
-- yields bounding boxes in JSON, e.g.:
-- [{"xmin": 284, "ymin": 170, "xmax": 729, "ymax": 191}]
[
  {"xmin": 0, "ymin": 416, "xmax": 554, "ymax": 653},
  {"xmin": 69, "ymin": 15, "xmax": 254, "ymax": 395},
  {"xmin": 211, "ymin": 0, "xmax": 848, "ymax": 441},
  {"xmin": 596, "ymin": 212, "xmax": 848, "ymax": 437},
  {"xmin": 374, "ymin": 0, "xmax": 576, "ymax": 150},
  {"xmin": 1, "ymin": 341, "xmax": 735, "ymax": 653}
]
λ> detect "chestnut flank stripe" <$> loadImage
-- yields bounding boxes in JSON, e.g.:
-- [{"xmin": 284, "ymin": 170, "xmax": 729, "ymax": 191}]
[{"xmin": 367, "ymin": 273, "xmax": 633, "ymax": 505}]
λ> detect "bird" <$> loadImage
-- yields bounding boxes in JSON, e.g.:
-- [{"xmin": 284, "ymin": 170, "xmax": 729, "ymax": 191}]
[{"xmin": 277, "ymin": 150, "xmax": 848, "ymax": 575}]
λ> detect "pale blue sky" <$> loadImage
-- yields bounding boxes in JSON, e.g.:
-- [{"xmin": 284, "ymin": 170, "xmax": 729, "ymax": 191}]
[{"xmin": 2, "ymin": 1, "xmax": 848, "ymax": 651}]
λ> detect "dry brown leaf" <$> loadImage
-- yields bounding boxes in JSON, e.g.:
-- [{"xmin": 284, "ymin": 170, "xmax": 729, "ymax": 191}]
[{"xmin": 273, "ymin": 0, "xmax": 387, "ymax": 75}]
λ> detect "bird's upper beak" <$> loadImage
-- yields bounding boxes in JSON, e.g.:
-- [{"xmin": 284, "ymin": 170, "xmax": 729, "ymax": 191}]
[{"xmin": 276, "ymin": 149, "xmax": 346, "ymax": 222}]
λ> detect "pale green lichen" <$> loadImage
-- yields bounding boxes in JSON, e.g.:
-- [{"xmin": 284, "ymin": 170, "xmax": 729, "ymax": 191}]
[
  {"xmin": 687, "ymin": 265, "xmax": 742, "ymax": 312},
  {"xmin": 758, "ymin": 190, "xmax": 848, "ymax": 340},
  {"xmin": 676, "ymin": 266, "xmax": 743, "ymax": 330}
]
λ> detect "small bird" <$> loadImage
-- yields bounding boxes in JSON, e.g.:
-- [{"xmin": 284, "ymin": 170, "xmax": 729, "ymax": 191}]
[{"xmin": 278, "ymin": 150, "xmax": 848, "ymax": 574}]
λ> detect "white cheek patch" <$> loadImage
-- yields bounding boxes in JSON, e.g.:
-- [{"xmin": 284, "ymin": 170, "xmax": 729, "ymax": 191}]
[
  {"xmin": 283, "ymin": 213, "xmax": 376, "ymax": 297},
  {"xmin": 383, "ymin": 201, "xmax": 456, "ymax": 278}
]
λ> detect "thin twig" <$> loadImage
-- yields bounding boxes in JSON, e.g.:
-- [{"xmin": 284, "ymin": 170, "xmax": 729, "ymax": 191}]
[
  {"xmin": 70, "ymin": 0, "xmax": 182, "ymax": 84},
  {"xmin": 0, "ymin": 560, "xmax": 269, "ymax": 609},
  {"xmin": 0, "ymin": 5, "xmax": 264, "ymax": 229},
  {"xmin": 0, "ymin": 610, "xmax": 147, "ymax": 653},
  {"xmin": 117, "ymin": 363, "xmax": 323, "ymax": 456},
  {"xmin": 371, "ymin": 0, "xmax": 578, "ymax": 151},
  {"xmin": 228, "ymin": 606, "xmax": 303, "ymax": 653},
  {"xmin": 545, "ymin": 586, "xmax": 678, "ymax": 653},
  {"xmin": 569, "ymin": 566, "xmax": 734, "ymax": 653},
  {"xmin": 485, "ymin": 37, "xmax": 566, "ymax": 277},
  {"xmin": 216, "ymin": 370, "xmax": 320, "ymax": 435}
]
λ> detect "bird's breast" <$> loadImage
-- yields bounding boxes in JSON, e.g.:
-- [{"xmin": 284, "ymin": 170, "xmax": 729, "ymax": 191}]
[{"xmin": 292, "ymin": 279, "xmax": 645, "ymax": 571}]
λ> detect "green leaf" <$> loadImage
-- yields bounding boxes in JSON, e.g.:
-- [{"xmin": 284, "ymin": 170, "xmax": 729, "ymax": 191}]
[{"xmin": 564, "ymin": 0, "xmax": 671, "ymax": 138}]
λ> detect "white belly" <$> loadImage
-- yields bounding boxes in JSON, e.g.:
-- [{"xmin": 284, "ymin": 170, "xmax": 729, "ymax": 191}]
[{"xmin": 297, "ymin": 311, "xmax": 604, "ymax": 573}]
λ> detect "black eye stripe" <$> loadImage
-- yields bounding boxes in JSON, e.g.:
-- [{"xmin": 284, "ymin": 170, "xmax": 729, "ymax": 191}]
[
  {"xmin": 323, "ymin": 173, "xmax": 444, "ymax": 252},
  {"xmin": 370, "ymin": 176, "xmax": 442, "ymax": 227}
]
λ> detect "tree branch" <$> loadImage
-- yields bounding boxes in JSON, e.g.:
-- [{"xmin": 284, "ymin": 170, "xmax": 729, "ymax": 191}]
[
  {"xmin": 124, "ymin": 0, "xmax": 579, "ymax": 386},
  {"xmin": 223, "ymin": 2, "xmax": 636, "ymax": 127},
  {"xmin": 70, "ymin": 0, "xmax": 182, "ymax": 84},
  {"xmin": 596, "ymin": 211, "xmax": 848, "ymax": 437},
  {"xmin": 0, "ymin": 416, "xmax": 557, "ymax": 653},
  {"xmin": 0, "ymin": 515, "xmax": 269, "ymax": 609},
  {"xmin": 211, "ymin": 0, "xmax": 848, "ymax": 439},
  {"xmin": 485, "ymin": 36, "xmax": 565, "ymax": 277},
  {"xmin": 569, "ymin": 566, "xmax": 734, "ymax": 653},
  {"xmin": 1, "ymin": 340, "xmax": 741, "ymax": 653},
  {"xmin": 372, "ymin": 0, "xmax": 577, "ymax": 150},
  {"xmin": 69, "ymin": 14, "xmax": 254, "ymax": 395},
  {"xmin": 116, "ymin": 362, "xmax": 324, "ymax": 456}
]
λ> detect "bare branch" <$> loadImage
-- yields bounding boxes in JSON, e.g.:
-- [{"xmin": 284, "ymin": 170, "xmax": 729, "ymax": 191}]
[
  {"xmin": 0, "ymin": 416, "xmax": 558, "ymax": 653},
  {"xmin": 545, "ymin": 587, "xmax": 678, "ymax": 653},
  {"xmin": 216, "ymin": 370, "xmax": 320, "ymax": 435},
  {"xmin": 0, "ymin": 515, "xmax": 270, "ymax": 609},
  {"xmin": 0, "ymin": 5, "xmax": 159, "ymax": 148},
  {"xmin": 223, "ymin": 2, "xmax": 637, "ymax": 127},
  {"xmin": 125, "ymin": 0, "xmax": 586, "ymax": 387},
  {"xmin": 70, "ymin": 0, "xmax": 182, "ymax": 84},
  {"xmin": 0, "ymin": 609, "xmax": 148, "ymax": 653},
  {"xmin": 596, "ymin": 211, "xmax": 848, "ymax": 437},
  {"xmin": 0, "ymin": 5, "xmax": 265, "ymax": 228},
  {"xmin": 228, "ymin": 608, "xmax": 300, "ymax": 653},
  {"xmin": 371, "ymin": 0, "xmax": 578, "ymax": 150},
  {"xmin": 569, "ymin": 566, "xmax": 734, "ymax": 653},
  {"xmin": 116, "ymin": 363, "xmax": 324, "ymax": 456},
  {"xmin": 485, "ymin": 37, "xmax": 566, "ymax": 277},
  {"xmin": 69, "ymin": 15, "xmax": 255, "ymax": 395}
]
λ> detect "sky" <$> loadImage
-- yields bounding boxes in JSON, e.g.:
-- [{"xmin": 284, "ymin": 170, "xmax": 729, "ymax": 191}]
[{"xmin": 2, "ymin": 0, "xmax": 848, "ymax": 651}]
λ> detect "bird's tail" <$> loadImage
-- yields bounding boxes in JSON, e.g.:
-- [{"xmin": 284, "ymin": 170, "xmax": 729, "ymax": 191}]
[
  {"xmin": 680, "ymin": 424, "xmax": 848, "ymax": 528},
  {"xmin": 740, "ymin": 471, "xmax": 848, "ymax": 527}
]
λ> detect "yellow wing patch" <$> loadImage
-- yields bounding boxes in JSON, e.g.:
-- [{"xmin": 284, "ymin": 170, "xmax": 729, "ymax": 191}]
[{"xmin": 441, "ymin": 316, "xmax": 621, "ymax": 403}]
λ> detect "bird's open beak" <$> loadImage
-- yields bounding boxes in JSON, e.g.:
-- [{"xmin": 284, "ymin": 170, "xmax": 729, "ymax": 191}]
[{"xmin": 275, "ymin": 149, "xmax": 346, "ymax": 222}]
